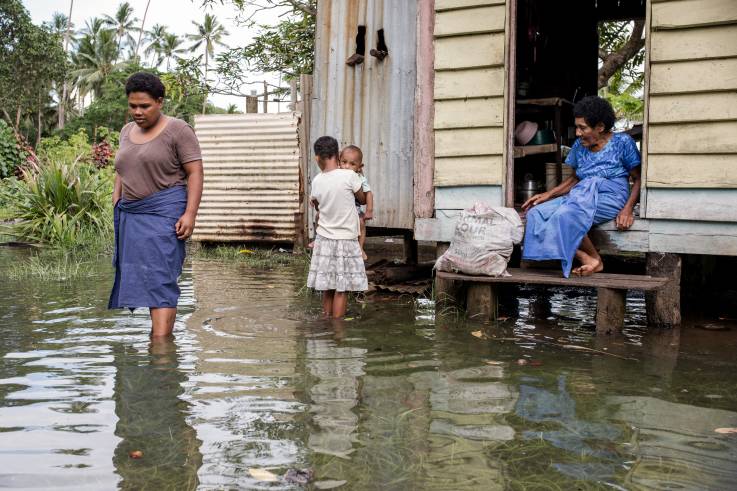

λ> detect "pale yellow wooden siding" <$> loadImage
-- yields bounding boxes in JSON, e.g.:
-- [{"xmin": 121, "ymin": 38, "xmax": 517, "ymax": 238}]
[
  {"xmin": 646, "ymin": 0, "xmax": 737, "ymax": 212},
  {"xmin": 433, "ymin": 1, "xmax": 507, "ymax": 187},
  {"xmin": 434, "ymin": 156, "xmax": 504, "ymax": 186},
  {"xmin": 434, "ymin": 68, "xmax": 504, "ymax": 99}
]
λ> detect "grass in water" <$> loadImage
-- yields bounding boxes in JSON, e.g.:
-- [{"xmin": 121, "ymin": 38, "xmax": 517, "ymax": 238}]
[
  {"xmin": 191, "ymin": 244, "xmax": 310, "ymax": 270},
  {"xmin": 5, "ymin": 253, "xmax": 99, "ymax": 281}
]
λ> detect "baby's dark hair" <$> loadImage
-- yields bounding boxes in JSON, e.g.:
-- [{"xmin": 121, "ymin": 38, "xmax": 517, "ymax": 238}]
[
  {"xmin": 573, "ymin": 96, "xmax": 616, "ymax": 132},
  {"xmin": 125, "ymin": 72, "xmax": 166, "ymax": 100},
  {"xmin": 341, "ymin": 144, "xmax": 363, "ymax": 163},
  {"xmin": 313, "ymin": 136, "xmax": 339, "ymax": 160}
]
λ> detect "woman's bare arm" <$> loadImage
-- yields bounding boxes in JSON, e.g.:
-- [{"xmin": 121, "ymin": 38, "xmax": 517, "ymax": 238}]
[
  {"xmin": 615, "ymin": 166, "xmax": 641, "ymax": 230},
  {"xmin": 521, "ymin": 175, "xmax": 579, "ymax": 211},
  {"xmin": 112, "ymin": 172, "xmax": 122, "ymax": 205},
  {"xmin": 175, "ymin": 160, "xmax": 203, "ymax": 239}
]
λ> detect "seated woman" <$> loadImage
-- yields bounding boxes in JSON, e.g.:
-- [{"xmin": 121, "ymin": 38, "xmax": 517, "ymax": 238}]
[{"xmin": 521, "ymin": 96, "xmax": 641, "ymax": 277}]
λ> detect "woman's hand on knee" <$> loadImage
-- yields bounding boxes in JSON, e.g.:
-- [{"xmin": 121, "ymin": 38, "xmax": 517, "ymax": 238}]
[
  {"xmin": 615, "ymin": 207, "xmax": 635, "ymax": 230},
  {"xmin": 522, "ymin": 192, "xmax": 552, "ymax": 211}
]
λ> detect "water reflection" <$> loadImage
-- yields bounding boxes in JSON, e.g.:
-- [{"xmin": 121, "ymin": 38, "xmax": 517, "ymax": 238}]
[
  {"xmin": 2, "ymin": 246, "xmax": 737, "ymax": 490},
  {"xmin": 112, "ymin": 338, "xmax": 201, "ymax": 490},
  {"xmin": 185, "ymin": 260, "xmax": 307, "ymax": 489}
]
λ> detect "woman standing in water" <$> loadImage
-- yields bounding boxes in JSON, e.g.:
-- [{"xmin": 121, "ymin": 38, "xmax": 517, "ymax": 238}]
[{"xmin": 109, "ymin": 72, "xmax": 203, "ymax": 338}]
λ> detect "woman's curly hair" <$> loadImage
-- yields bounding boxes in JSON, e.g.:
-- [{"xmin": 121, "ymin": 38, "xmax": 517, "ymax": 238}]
[
  {"xmin": 573, "ymin": 96, "xmax": 616, "ymax": 132},
  {"xmin": 125, "ymin": 72, "xmax": 166, "ymax": 100}
]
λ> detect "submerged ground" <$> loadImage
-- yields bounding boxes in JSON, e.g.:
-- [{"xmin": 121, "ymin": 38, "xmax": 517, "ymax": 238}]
[{"xmin": 1, "ymin": 245, "xmax": 736, "ymax": 490}]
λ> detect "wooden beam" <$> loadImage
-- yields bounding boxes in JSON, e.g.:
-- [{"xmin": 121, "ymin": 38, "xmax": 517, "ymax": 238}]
[
  {"xmin": 435, "ymin": 127, "xmax": 505, "ymax": 156},
  {"xmin": 434, "ymin": 156, "xmax": 504, "ymax": 186},
  {"xmin": 434, "ymin": 33, "xmax": 505, "ymax": 70},
  {"xmin": 434, "ymin": 5, "xmax": 505, "ymax": 37},
  {"xmin": 652, "ymin": 0, "xmax": 737, "ymax": 29},
  {"xmin": 646, "ymin": 188, "xmax": 737, "ymax": 221},
  {"xmin": 466, "ymin": 283, "xmax": 498, "ymax": 320},
  {"xmin": 434, "ymin": 67, "xmax": 505, "ymax": 100},
  {"xmin": 649, "ymin": 121, "xmax": 737, "ymax": 154},
  {"xmin": 646, "ymin": 252, "xmax": 682, "ymax": 327},
  {"xmin": 648, "ymin": 92, "xmax": 737, "ymax": 123},
  {"xmin": 649, "ymin": 58, "xmax": 737, "ymax": 94},
  {"xmin": 647, "ymin": 154, "xmax": 737, "ymax": 188},
  {"xmin": 434, "ymin": 97, "xmax": 504, "ymax": 129},
  {"xmin": 414, "ymin": 0, "xmax": 436, "ymax": 219},
  {"xmin": 596, "ymin": 288, "xmax": 626, "ymax": 335},
  {"xmin": 651, "ymin": 24, "xmax": 737, "ymax": 62}
]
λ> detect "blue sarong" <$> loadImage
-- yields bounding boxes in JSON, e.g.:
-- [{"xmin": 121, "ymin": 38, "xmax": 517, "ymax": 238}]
[
  {"xmin": 108, "ymin": 186, "xmax": 187, "ymax": 310},
  {"xmin": 522, "ymin": 176, "xmax": 629, "ymax": 277}
]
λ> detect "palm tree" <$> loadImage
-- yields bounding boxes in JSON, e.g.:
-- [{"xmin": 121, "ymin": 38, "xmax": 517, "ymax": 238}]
[
  {"xmin": 80, "ymin": 17, "xmax": 106, "ymax": 39},
  {"xmin": 188, "ymin": 13, "xmax": 229, "ymax": 113},
  {"xmin": 72, "ymin": 28, "xmax": 125, "ymax": 99},
  {"xmin": 144, "ymin": 23, "xmax": 168, "ymax": 67},
  {"xmin": 158, "ymin": 33, "xmax": 186, "ymax": 71},
  {"xmin": 103, "ymin": 2, "xmax": 139, "ymax": 61},
  {"xmin": 226, "ymin": 103, "xmax": 239, "ymax": 114},
  {"xmin": 47, "ymin": 12, "xmax": 71, "ymax": 36}
]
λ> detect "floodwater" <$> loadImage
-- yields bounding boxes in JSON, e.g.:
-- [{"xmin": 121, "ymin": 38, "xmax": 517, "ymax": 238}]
[{"xmin": 1, "ymin": 247, "xmax": 737, "ymax": 490}]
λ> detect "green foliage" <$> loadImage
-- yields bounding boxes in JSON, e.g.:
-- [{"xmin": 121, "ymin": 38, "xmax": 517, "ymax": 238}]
[
  {"xmin": 37, "ymin": 129, "xmax": 92, "ymax": 164},
  {"xmin": 240, "ymin": 12, "xmax": 314, "ymax": 78},
  {"xmin": 0, "ymin": 1, "xmax": 68, "ymax": 133},
  {"xmin": 0, "ymin": 160, "xmax": 113, "ymax": 247},
  {"xmin": 601, "ymin": 90, "xmax": 644, "ymax": 125},
  {"xmin": 0, "ymin": 120, "xmax": 27, "ymax": 178}
]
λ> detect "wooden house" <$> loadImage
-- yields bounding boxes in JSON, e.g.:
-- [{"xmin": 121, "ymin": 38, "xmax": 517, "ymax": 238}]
[{"xmin": 311, "ymin": 0, "xmax": 737, "ymax": 322}]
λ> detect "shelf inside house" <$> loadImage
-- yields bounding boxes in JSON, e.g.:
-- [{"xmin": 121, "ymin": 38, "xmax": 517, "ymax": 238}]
[{"xmin": 513, "ymin": 143, "xmax": 558, "ymax": 158}]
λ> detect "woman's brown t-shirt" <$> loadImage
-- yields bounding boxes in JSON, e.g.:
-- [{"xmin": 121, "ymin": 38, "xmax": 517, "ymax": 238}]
[{"xmin": 115, "ymin": 117, "xmax": 202, "ymax": 200}]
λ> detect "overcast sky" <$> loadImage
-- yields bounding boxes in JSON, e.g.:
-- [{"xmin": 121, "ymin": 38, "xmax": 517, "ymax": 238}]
[{"xmin": 23, "ymin": 0, "xmax": 285, "ymax": 111}]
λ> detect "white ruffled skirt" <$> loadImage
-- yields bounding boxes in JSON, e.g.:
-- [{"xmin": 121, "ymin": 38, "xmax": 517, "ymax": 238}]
[{"xmin": 307, "ymin": 235, "xmax": 368, "ymax": 292}]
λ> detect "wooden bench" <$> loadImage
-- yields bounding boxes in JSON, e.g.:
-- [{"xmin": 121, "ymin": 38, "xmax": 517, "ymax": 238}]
[{"xmin": 435, "ymin": 269, "xmax": 671, "ymax": 334}]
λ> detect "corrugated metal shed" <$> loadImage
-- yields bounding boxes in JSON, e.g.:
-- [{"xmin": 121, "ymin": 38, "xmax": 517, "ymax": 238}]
[
  {"xmin": 311, "ymin": 0, "xmax": 418, "ymax": 230},
  {"xmin": 192, "ymin": 113, "xmax": 302, "ymax": 243}
]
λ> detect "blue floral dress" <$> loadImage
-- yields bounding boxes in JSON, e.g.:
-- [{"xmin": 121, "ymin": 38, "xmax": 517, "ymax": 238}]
[{"xmin": 522, "ymin": 132, "xmax": 641, "ymax": 277}]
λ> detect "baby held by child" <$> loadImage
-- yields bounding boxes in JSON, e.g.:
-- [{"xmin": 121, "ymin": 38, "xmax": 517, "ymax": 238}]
[{"xmin": 338, "ymin": 145, "xmax": 373, "ymax": 260}]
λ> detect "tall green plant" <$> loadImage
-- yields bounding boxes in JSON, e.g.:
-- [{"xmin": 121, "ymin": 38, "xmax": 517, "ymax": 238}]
[{"xmin": 1, "ymin": 159, "xmax": 113, "ymax": 246}]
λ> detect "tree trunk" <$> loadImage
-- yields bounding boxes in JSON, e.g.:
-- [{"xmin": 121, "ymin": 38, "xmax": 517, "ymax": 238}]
[
  {"xmin": 598, "ymin": 19, "xmax": 646, "ymax": 90},
  {"xmin": 134, "ymin": 0, "xmax": 152, "ymax": 61},
  {"xmin": 58, "ymin": 0, "xmax": 74, "ymax": 130},
  {"xmin": 36, "ymin": 100, "xmax": 43, "ymax": 148},
  {"xmin": 201, "ymin": 48, "xmax": 208, "ymax": 114},
  {"xmin": 15, "ymin": 106, "xmax": 22, "ymax": 131}
]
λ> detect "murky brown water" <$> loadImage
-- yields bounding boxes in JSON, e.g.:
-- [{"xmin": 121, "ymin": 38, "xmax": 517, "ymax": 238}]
[{"xmin": 1, "ymin": 246, "xmax": 737, "ymax": 490}]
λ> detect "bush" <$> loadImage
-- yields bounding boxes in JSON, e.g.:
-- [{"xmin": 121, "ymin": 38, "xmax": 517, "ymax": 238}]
[
  {"xmin": 0, "ymin": 159, "xmax": 113, "ymax": 246},
  {"xmin": 36, "ymin": 129, "xmax": 92, "ymax": 164},
  {"xmin": 0, "ymin": 120, "xmax": 28, "ymax": 178}
]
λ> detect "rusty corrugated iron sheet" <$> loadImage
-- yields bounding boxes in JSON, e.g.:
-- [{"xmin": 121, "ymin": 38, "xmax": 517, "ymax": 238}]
[
  {"xmin": 311, "ymin": 0, "xmax": 418, "ymax": 230},
  {"xmin": 192, "ymin": 113, "xmax": 301, "ymax": 243}
]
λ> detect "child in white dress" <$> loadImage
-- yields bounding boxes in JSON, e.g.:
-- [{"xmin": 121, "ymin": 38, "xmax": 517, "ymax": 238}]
[{"xmin": 307, "ymin": 136, "xmax": 368, "ymax": 318}]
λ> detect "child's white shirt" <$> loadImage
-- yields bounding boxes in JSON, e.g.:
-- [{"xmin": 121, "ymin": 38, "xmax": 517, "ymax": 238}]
[{"xmin": 311, "ymin": 169, "xmax": 362, "ymax": 239}]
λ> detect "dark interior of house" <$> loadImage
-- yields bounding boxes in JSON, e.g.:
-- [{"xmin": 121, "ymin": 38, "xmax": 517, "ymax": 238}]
[{"xmin": 512, "ymin": 0, "xmax": 646, "ymax": 207}]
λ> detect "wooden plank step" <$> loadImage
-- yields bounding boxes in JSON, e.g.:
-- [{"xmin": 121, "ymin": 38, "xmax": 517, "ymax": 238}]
[{"xmin": 436, "ymin": 268, "xmax": 668, "ymax": 291}]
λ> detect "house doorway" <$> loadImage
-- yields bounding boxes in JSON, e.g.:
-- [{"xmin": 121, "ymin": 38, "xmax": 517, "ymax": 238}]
[{"xmin": 507, "ymin": 0, "xmax": 647, "ymax": 208}]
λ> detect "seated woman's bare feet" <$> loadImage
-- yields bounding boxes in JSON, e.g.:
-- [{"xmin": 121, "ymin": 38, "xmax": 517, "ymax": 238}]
[{"xmin": 573, "ymin": 251, "xmax": 603, "ymax": 276}]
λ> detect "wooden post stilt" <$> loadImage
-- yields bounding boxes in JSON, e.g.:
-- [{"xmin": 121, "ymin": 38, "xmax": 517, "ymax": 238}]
[
  {"xmin": 596, "ymin": 287, "xmax": 626, "ymax": 335},
  {"xmin": 435, "ymin": 243, "xmax": 460, "ymax": 311},
  {"xmin": 646, "ymin": 252, "xmax": 682, "ymax": 327},
  {"xmin": 403, "ymin": 230, "xmax": 418, "ymax": 265},
  {"xmin": 466, "ymin": 283, "xmax": 498, "ymax": 321}
]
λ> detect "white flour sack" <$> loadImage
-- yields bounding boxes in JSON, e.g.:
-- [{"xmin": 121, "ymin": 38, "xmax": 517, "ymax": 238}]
[{"xmin": 435, "ymin": 202, "xmax": 524, "ymax": 277}]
